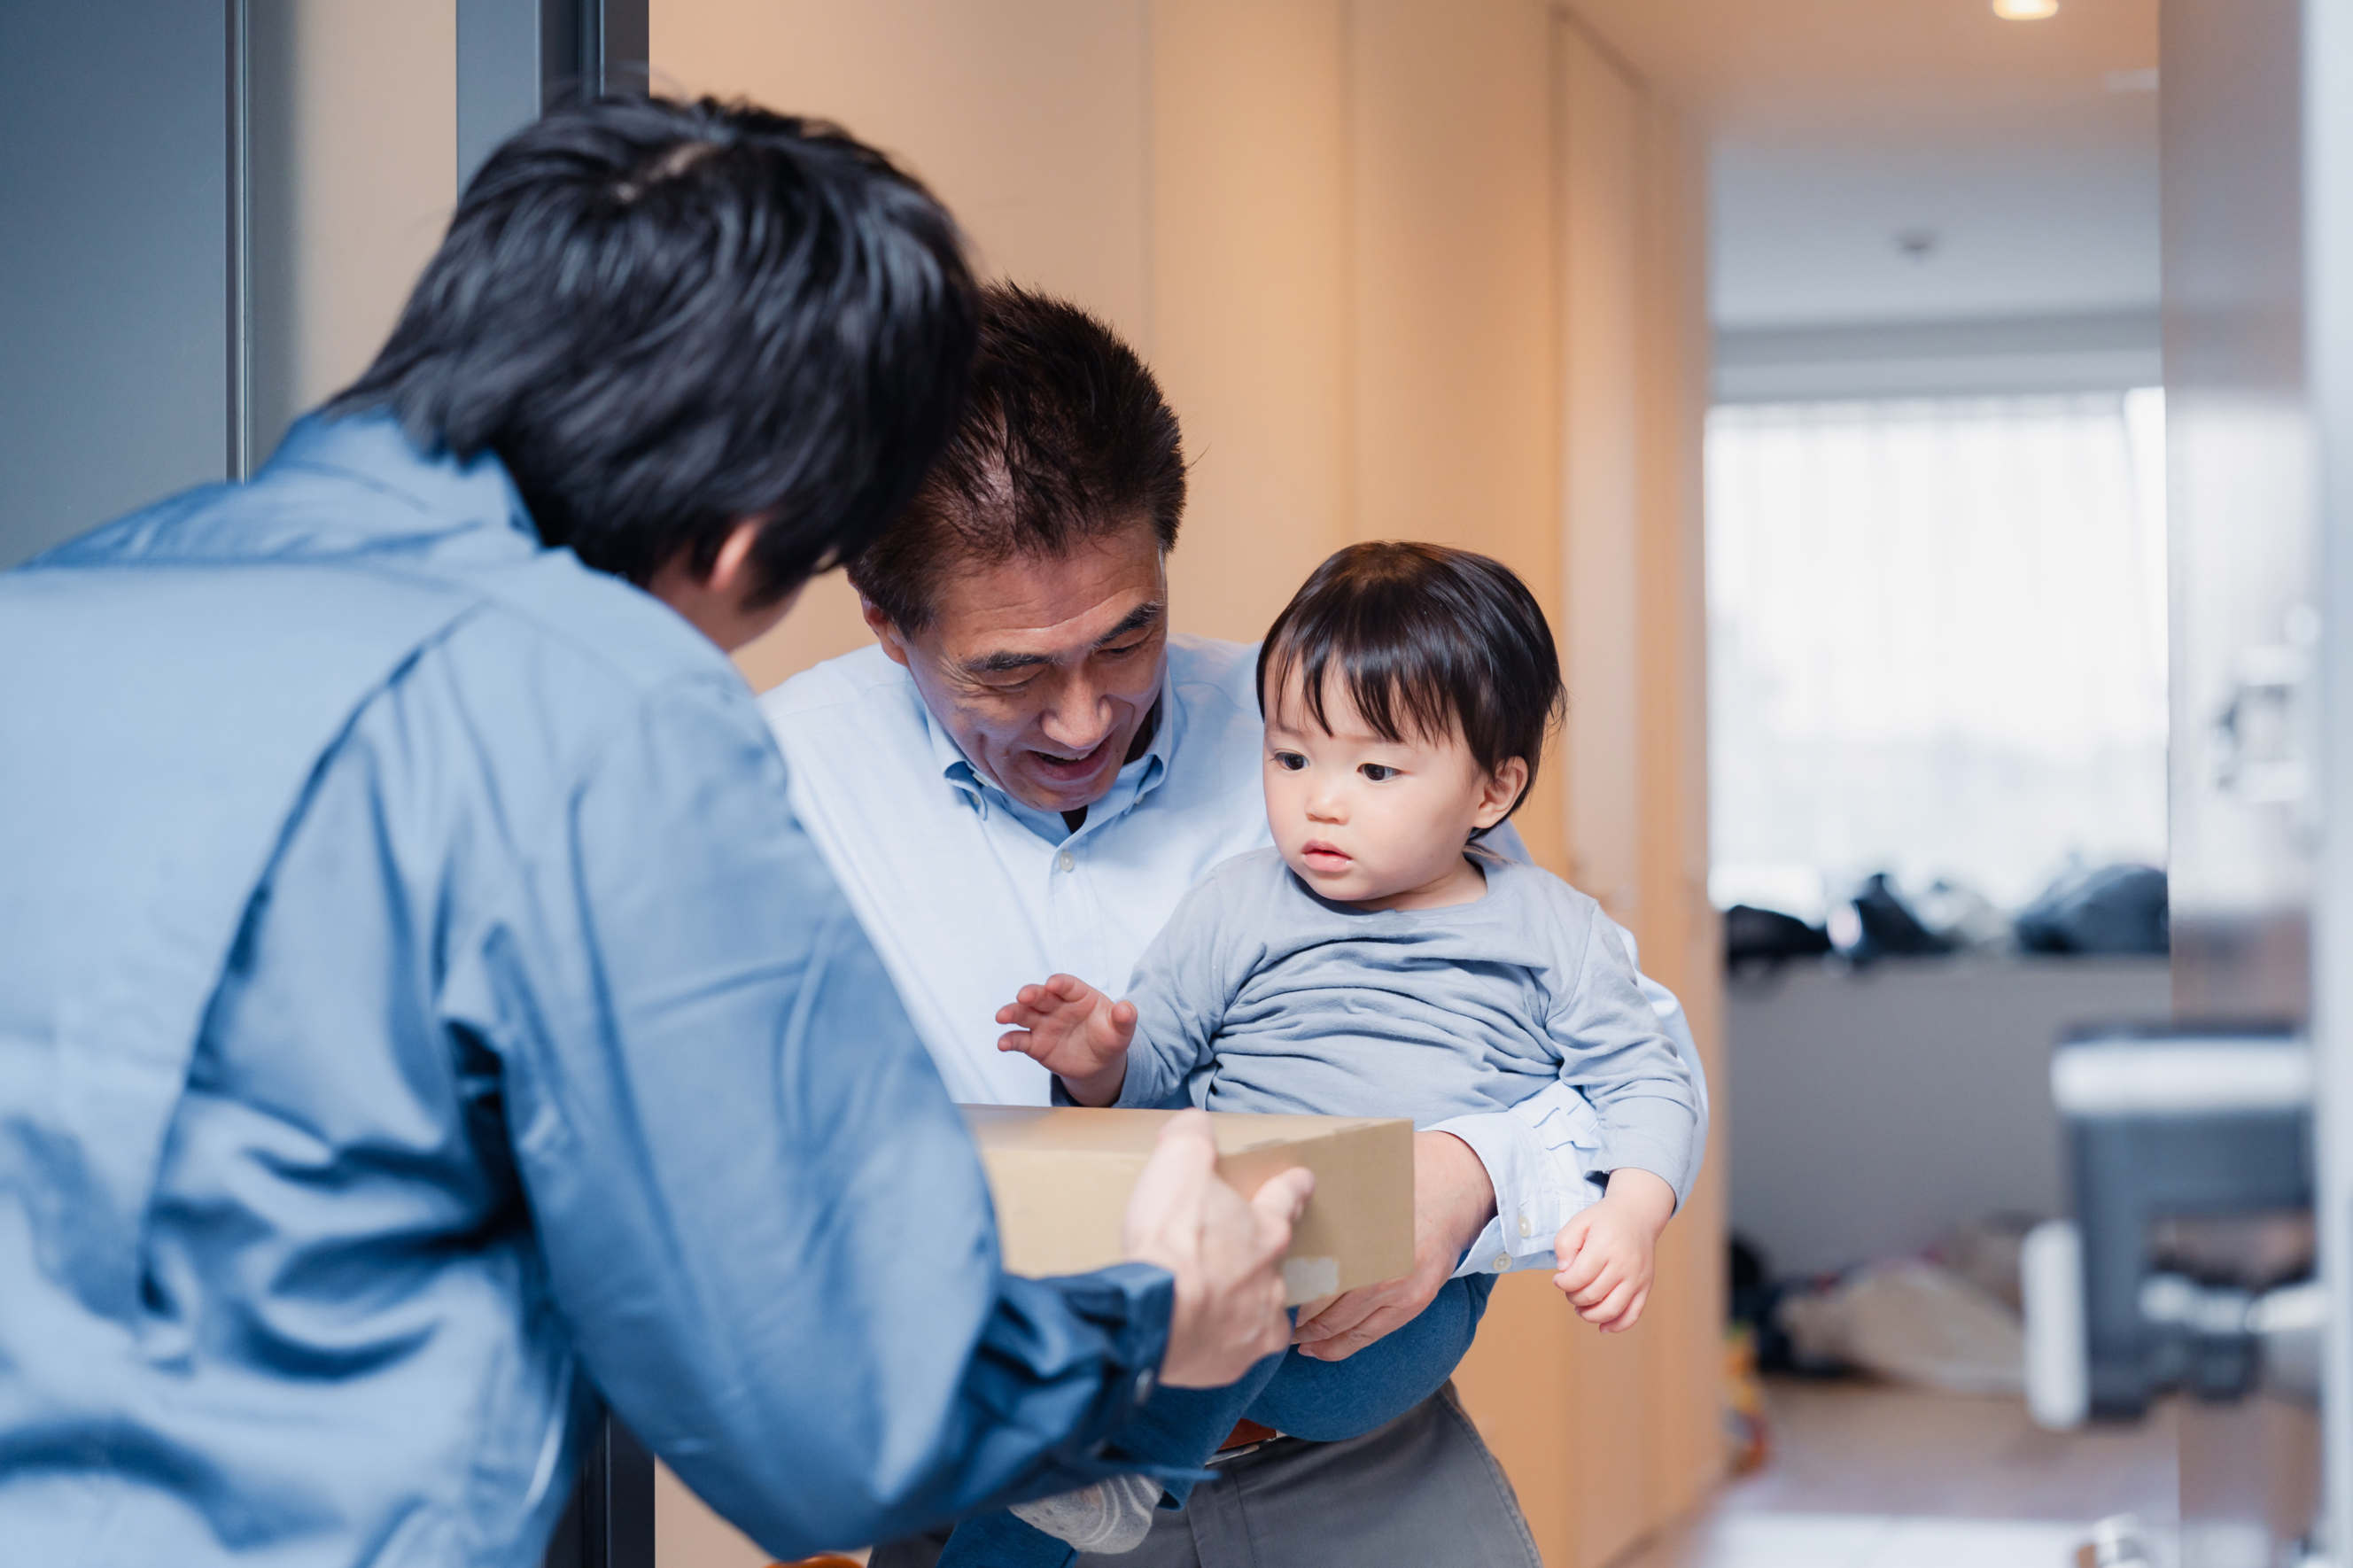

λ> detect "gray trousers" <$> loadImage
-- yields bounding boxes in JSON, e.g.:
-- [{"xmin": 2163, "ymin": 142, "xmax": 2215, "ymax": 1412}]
[{"xmin": 868, "ymin": 1384, "xmax": 1541, "ymax": 1568}]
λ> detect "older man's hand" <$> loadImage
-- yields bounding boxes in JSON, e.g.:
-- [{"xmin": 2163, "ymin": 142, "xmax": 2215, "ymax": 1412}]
[
  {"xmin": 1290, "ymin": 1130, "xmax": 1495, "ymax": 1362},
  {"xmin": 1122, "ymin": 1111, "xmax": 1316, "ymax": 1388}
]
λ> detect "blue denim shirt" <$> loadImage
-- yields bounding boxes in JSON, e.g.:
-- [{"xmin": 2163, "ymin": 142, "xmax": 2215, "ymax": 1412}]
[{"xmin": 0, "ymin": 414, "xmax": 1171, "ymax": 1566}]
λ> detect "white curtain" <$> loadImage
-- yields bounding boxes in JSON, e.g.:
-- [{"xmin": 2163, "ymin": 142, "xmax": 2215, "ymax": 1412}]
[{"xmin": 1705, "ymin": 390, "xmax": 2169, "ymax": 914}]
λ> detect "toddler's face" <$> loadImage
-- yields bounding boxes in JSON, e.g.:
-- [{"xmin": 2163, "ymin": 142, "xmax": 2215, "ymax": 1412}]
[{"xmin": 1261, "ymin": 668, "xmax": 1526, "ymax": 911}]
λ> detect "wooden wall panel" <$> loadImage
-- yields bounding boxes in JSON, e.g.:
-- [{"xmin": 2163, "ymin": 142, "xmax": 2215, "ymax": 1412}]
[
  {"xmin": 1557, "ymin": 19, "xmax": 1645, "ymax": 922},
  {"xmin": 1632, "ymin": 86, "xmax": 1729, "ymax": 1538},
  {"xmin": 1347, "ymin": 0, "xmax": 1565, "ymax": 873},
  {"xmin": 1149, "ymin": 0, "xmax": 1354, "ymax": 643}
]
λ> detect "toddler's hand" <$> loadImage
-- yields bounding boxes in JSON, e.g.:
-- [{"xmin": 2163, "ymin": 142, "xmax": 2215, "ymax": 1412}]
[
  {"xmin": 996, "ymin": 973, "xmax": 1137, "ymax": 1106},
  {"xmin": 1551, "ymin": 1168, "xmax": 1675, "ymax": 1334}
]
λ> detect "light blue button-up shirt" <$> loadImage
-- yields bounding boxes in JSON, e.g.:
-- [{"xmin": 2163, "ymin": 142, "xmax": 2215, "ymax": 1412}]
[
  {"xmin": 762, "ymin": 640, "xmax": 1709, "ymax": 1278},
  {"xmin": 0, "ymin": 414, "xmax": 1176, "ymax": 1567}
]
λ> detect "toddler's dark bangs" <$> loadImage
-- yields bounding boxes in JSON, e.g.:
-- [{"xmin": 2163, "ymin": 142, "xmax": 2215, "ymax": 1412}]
[{"xmin": 1262, "ymin": 604, "xmax": 1469, "ymax": 753}]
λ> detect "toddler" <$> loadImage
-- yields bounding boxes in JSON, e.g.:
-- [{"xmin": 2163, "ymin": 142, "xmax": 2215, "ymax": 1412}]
[{"xmin": 942, "ymin": 541, "xmax": 1701, "ymax": 1564}]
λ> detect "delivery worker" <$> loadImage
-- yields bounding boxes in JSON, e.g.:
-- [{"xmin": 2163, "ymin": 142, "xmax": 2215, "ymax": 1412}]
[
  {"xmin": 762, "ymin": 287, "xmax": 1709, "ymax": 1565},
  {"xmin": 0, "ymin": 97, "xmax": 1309, "ymax": 1568}
]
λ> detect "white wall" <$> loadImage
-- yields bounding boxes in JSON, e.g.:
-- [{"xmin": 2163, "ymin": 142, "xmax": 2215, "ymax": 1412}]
[{"xmin": 1727, "ymin": 954, "xmax": 2170, "ymax": 1278}]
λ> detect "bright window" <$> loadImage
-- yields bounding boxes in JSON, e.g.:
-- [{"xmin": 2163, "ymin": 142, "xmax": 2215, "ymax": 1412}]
[{"xmin": 1705, "ymin": 389, "xmax": 2169, "ymax": 916}]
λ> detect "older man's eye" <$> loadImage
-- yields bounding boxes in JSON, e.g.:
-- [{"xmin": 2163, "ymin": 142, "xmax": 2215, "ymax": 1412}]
[{"xmin": 1359, "ymin": 764, "xmax": 1398, "ymax": 782}]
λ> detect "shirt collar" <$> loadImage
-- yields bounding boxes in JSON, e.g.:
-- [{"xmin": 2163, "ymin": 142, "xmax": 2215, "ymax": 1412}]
[
  {"xmin": 920, "ymin": 662, "xmax": 1181, "ymax": 827},
  {"xmin": 259, "ymin": 410, "xmax": 540, "ymax": 549}
]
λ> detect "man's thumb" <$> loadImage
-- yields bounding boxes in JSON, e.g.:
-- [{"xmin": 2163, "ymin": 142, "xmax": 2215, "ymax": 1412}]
[{"xmin": 1249, "ymin": 1167, "xmax": 1315, "ymax": 1243}]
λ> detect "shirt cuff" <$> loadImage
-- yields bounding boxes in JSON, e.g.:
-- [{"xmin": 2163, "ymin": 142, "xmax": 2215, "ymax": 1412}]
[
  {"xmin": 1041, "ymin": 1261, "xmax": 1177, "ymax": 1450},
  {"xmin": 1595, "ymin": 1127, "xmax": 1697, "ymax": 1213},
  {"xmin": 1430, "ymin": 1104, "xmax": 1607, "ymax": 1277}
]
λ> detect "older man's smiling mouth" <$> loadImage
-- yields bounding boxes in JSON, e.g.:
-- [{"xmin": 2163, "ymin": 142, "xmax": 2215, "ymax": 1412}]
[{"xmin": 1029, "ymin": 738, "xmax": 1114, "ymax": 779}]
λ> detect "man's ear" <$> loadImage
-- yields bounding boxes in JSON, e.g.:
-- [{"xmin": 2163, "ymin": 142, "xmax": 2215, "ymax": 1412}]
[
  {"xmin": 1472, "ymin": 757, "xmax": 1531, "ymax": 831},
  {"xmin": 859, "ymin": 595, "xmax": 913, "ymax": 669},
  {"xmin": 705, "ymin": 520, "xmax": 763, "ymax": 595}
]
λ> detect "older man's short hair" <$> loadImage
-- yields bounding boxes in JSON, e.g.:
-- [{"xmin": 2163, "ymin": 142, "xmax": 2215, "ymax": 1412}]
[{"xmin": 848, "ymin": 285, "xmax": 1184, "ymax": 632}]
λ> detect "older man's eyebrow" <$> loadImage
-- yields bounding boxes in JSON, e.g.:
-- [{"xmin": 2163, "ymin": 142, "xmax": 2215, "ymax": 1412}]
[
  {"xmin": 964, "ymin": 648, "xmax": 1053, "ymax": 676},
  {"xmin": 959, "ymin": 602, "xmax": 1165, "ymax": 677},
  {"xmin": 1099, "ymin": 602, "xmax": 1166, "ymax": 643}
]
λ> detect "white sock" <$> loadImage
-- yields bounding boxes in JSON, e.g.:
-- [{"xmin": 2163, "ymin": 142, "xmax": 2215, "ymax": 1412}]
[{"xmin": 1007, "ymin": 1473, "xmax": 1161, "ymax": 1556}]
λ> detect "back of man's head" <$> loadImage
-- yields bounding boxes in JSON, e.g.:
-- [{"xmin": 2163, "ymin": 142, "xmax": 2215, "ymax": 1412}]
[
  {"xmin": 848, "ymin": 284, "xmax": 1185, "ymax": 633},
  {"xmin": 332, "ymin": 95, "xmax": 974, "ymax": 608}
]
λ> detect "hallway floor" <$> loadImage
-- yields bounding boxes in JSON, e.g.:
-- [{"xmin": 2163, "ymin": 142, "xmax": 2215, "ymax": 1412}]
[{"xmin": 1613, "ymin": 1378, "xmax": 2178, "ymax": 1568}]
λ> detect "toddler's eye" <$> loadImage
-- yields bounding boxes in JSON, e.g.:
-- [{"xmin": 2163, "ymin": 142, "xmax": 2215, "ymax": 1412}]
[
  {"xmin": 1359, "ymin": 764, "xmax": 1398, "ymax": 782},
  {"xmin": 1272, "ymin": 751, "xmax": 1307, "ymax": 772}
]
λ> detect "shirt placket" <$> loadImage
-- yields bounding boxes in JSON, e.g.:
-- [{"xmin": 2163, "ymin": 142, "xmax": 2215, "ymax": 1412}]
[{"xmin": 1044, "ymin": 824, "xmax": 1108, "ymax": 989}]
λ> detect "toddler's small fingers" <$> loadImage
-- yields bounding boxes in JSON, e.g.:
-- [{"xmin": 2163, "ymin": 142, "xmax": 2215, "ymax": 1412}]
[
  {"xmin": 997, "ymin": 1030, "xmax": 1037, "ymax": 1056},
  {"xmin": 1557, "ymin": 1250, "xmax": 1609, "ymax": 1298},
  {"xmin": 1580, "ymin": 1278, "xmax": 1637, "ymax": 1326},
  {"xmin": 1569, "ymin": 1265, "xmax": 1620, "ymax": 1310},
  {"xmin": 1602, "ymin": 1287, "xmax": 1652, "ymax": 1335},
  {"xmin": 1047, "ymin": 973, "xmax": 1089, "ymax": 1000}
]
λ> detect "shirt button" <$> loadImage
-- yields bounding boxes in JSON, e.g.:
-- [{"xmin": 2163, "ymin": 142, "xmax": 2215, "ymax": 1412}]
[
  {"xmin": 1492, "ymin": 1252, "xmax": 1511, "ymax": 1272},
  {"xmin": 1057, "ymin": 850, "xmax": 1076, "ymax": 873},
  {"xmin": 1517, "ymin": 1215, "xmax": 1532, "ymax": 1238}
]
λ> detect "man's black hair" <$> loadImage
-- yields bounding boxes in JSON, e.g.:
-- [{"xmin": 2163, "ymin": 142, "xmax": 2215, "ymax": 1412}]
[
  {"xmin": 331, "ymin": 95, "xmax": 975, "ymax": 607},
  {"xmin": 1256, "ymin": 541, "xmax": 1566, "ymax": 828},
  {"xmin": 847, "ymin": 284, "xmax": 1184, "ymax": 632}
]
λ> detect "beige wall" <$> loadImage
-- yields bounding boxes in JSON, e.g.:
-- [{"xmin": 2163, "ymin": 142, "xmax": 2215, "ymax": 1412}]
[
  {"xmin": 656, "ymin": 3, "xmax": 1720, "ymax": 1564},
  {"xmin": 1149, "ymin": 0, "xmax": 1355, "ymax": 647},
  {"xmin": 248, "ymin": 0, "xmax": 458, "ymax": 451}
]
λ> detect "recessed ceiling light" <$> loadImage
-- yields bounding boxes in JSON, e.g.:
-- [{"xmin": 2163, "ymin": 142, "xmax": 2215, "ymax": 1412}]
[{"xmin": 1993, "ymin": 0, "xmax": 2059, "ymax": 18}]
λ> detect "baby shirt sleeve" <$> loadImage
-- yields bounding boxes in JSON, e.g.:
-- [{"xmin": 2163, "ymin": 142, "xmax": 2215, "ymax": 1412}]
[
  {"xmin": 1111, "ymin": 860, "xmax": 1255, "ymax": 1110},
  {"xmin": 1546, "ymin": 902, "xmax": 1704, "ymax": 1209}
]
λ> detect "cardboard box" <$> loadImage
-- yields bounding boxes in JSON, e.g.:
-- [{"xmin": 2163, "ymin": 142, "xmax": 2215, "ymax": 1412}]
[{"xmin": 963, "ymin": 1106, "xmax": 1415, "ymax": 1304}]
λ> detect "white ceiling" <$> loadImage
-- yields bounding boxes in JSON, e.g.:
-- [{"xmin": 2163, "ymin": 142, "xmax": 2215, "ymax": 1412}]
[{"xmin": 1569, "ymin": 0, "xmax": 2162, "ymax": 331}]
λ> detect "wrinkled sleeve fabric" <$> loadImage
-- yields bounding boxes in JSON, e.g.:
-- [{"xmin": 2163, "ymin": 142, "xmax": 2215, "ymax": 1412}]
[
  {"xmin": 442, "ymin": 672, "xmax": 1176, "ymax": 1559},
  {"xmin": 1434, "ymin": 914, "xmax": 1710, "ymax": 1277},
  {"xmin": 1543, "ymin": 912, "xmax": 1702, "ymax": 1206},
  {"xmin": 1111, "ymin": 870, "xmax": 1249, "ymax": 1111}
]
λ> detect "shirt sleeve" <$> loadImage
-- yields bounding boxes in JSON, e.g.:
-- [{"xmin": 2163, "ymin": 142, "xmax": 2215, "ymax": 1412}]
[
  {"xmin": 1431, "ymin": 912, "xmax": 1711, "ymax": 1277},
  {"xmin": 445, "ymin": 674, "xmax": 1180, "ymax": 1559},
  {"xmin": 1546, "ymin": 905, "xmax": 1701, "ymax": 1203},
  {"xmin": 1111, "ymin": 867, "xmax": 1248, "ymax": 1110}
]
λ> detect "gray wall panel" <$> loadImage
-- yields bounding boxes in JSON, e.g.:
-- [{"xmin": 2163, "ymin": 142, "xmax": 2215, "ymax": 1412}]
[{"xmin": 1, "ymin": 4, "xmax": 229, "ymax": 568}]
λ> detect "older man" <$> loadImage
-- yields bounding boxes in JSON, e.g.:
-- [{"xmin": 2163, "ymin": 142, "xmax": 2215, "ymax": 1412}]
[{"xmin": 763, "ymin": 287, "xmax": 1708, "ymax": 1567}]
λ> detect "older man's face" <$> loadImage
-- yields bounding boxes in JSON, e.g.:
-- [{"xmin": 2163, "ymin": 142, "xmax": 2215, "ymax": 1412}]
[{"xmin": 870, "ymin": 522, "xmax": 1169, "ymax": 814}]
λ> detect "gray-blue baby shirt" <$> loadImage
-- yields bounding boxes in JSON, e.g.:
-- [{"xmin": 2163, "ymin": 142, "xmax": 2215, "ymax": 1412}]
[{"xmin": 1110, "ymin": 846, "xmax": 1700, "ymax": 1203}]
